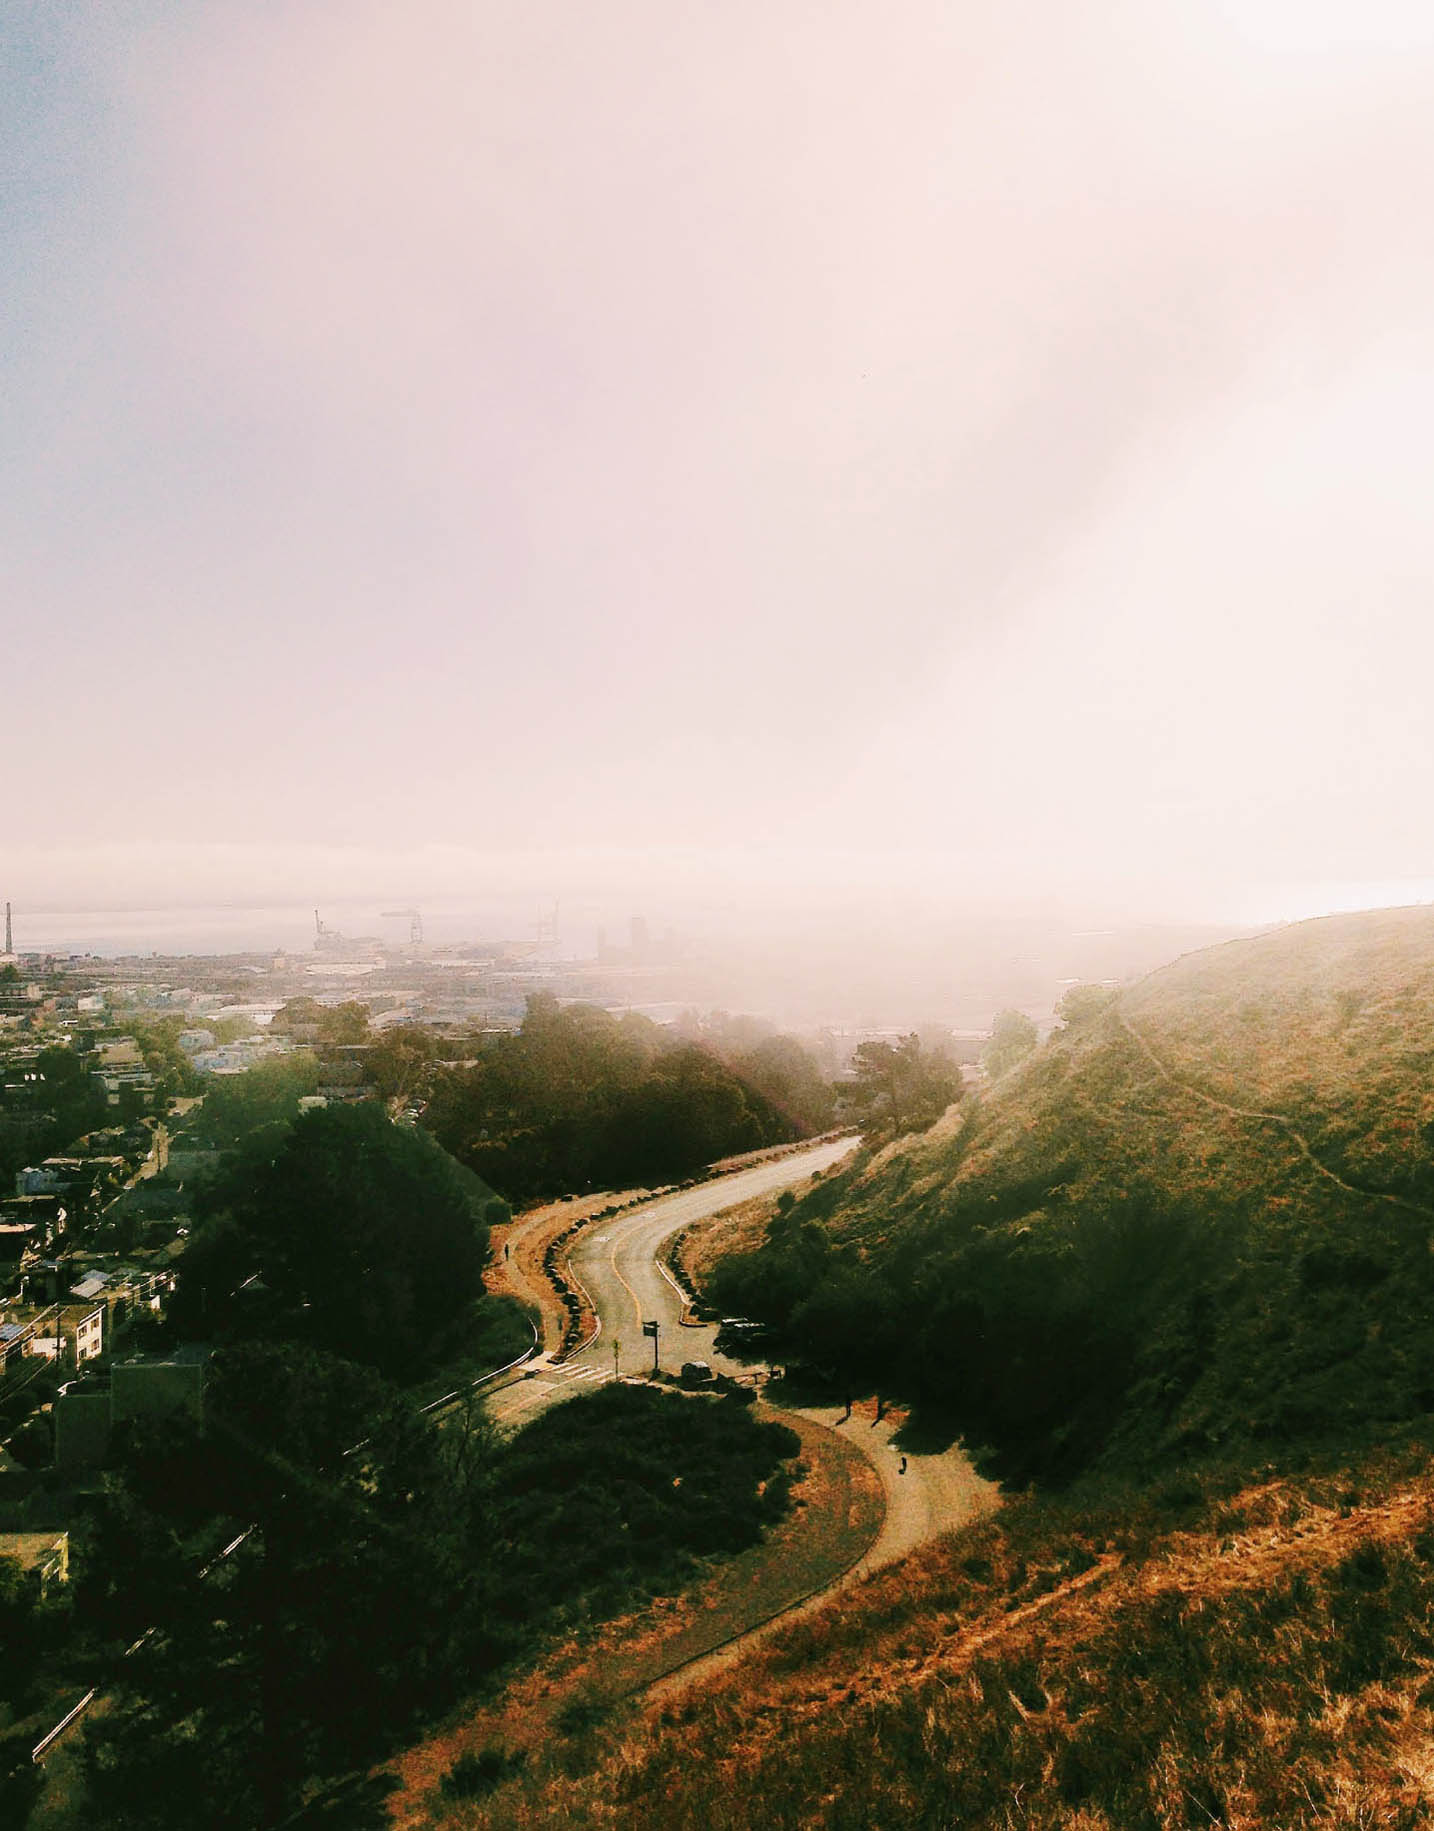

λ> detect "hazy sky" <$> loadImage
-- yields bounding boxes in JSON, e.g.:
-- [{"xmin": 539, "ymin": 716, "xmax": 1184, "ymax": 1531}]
[{"xmin": 7, "ymin": 1, "xmax": 1434, "ymax": 933}]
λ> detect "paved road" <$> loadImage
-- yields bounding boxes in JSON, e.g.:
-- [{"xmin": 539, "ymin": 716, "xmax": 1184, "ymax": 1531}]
[
  {"xmin": 558, "ymin": 1135, "xmax": 1000, "ymax": 1580},
  {"xmin": 484, "ymin": 1138, "xmax": 858, "ymax": 1425},
  {"xmin": 566, "ymin": 1137, "xmax": 860, "ymax": 1381}
]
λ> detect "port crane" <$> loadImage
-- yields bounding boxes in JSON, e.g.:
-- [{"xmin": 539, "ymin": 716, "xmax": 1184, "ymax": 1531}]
[{"xmin": 380, "ymin": 908, "xmax": 424, "ymax": 945}]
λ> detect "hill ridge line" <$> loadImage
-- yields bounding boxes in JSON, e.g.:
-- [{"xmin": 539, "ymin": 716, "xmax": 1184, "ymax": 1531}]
[{"xmin": 1115, "ymin": 1009, "xmax": 1434, "ymax": 1222}]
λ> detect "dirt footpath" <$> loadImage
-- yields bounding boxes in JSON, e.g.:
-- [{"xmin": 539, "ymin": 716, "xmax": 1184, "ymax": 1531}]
[
  {"xmin": 828, "ymin": 1398, "xmax": 1000, "ymax": 1572},
  {"xmin": 647, "ymin": 1396, "xmax": 998, "ymax": 1701}
]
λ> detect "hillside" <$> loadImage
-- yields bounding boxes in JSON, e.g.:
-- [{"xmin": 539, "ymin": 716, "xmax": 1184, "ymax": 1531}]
[
  {"xmin": 396, "ymin": 907, "xmax": 1434, "ymax": 1829},
  {"xmin": 431, "ymin": 1430, "xmax": 1434, "ymax": 1829},
  {"xmin": 708, "ymin": 905, "xmax": 1434, "ymax": 1481}
]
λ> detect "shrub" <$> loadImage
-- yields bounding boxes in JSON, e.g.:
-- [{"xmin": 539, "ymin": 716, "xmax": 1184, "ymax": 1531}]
[{"xmin": 440, "ymin": 1745, "xmax": 525, "ymax": 1799}]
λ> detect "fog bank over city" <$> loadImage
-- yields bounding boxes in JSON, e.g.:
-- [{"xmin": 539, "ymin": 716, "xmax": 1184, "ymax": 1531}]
[{"xmin": 8, "ymin": 2, "xmax": 1434, "ymax": 984}]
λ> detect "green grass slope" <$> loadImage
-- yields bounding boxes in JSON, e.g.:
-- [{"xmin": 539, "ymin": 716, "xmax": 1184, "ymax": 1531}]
[{"xmin": 712, "ymin": 906, "xmax": 1434, "ymax": 1481}]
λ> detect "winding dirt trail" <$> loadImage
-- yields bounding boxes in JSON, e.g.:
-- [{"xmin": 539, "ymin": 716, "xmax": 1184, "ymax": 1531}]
[{"xmin": 1117, "ymin": 1011, "xmax": 1434, "ymax": 1222}]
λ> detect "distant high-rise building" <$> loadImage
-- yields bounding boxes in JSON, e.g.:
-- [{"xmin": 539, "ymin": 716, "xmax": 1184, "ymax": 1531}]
[{"xmin": 3, "ymin": 902, "xmax": 11, "ymax": 956}]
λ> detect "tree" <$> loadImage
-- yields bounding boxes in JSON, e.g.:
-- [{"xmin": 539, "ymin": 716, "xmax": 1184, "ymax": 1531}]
[
  {"xmin": 117, "ymin": 1083, "xmax": 147, "ymax": 1124},
  {"xmin": 82, "ymin": 1344, "xmax": 480, "ymax": 1829},
  {"xmin": 191, "ymin": 1053, "xmax": 321, "ymax": 1149},
  {"xmin": 707, "ymin": 1206, "xmax": 834, "ymax": 1330},
  {"xmin": 788, "ymin": 1265, "xmax": 906, "ymax": 1390},
  {"xmin": 129, "ymin": 1019, "xmax": 203, "ymax": 1096},
  {"xmin": 370, "ymin": 1023, "xmax": 437, "ymax": 1105},
  {"xmin": 982, "ymin": 1009, "xmax": 1038, "ymax": 1081},
  {"xmin": 732, "ymin": 1035, "xmax": 835, "ymax": 1134},
  {"xmin": 1055, "ymin": 984, "xmax": 1117, "ymax": 1029},
  {"xmin": 180, "ymin": 1105, "xmax": 506, "ymax": 1375},
  {"xmin": 424, "ymin": 998, "xmax": 803, "ymax": 1204},
  {"xmin": 270, "ymin": 998, "xmax": 370, "ymax": 1044},
  {"xmin": 848, "ymin": 1035, "xmax": 962, "ymax": 1140},
  {"xmin": 0, "ymin": 1555, "xmax": 44, "ymax": 1711},
  {"xmin": 28, "ymin": 1042, "xmax": 107, "ymax": 1148}
]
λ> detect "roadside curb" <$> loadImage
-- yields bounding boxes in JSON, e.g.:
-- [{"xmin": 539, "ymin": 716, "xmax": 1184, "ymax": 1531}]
[
  {"xmin": 653, "ymin": 1251, "xmax": 705, "ymax": 1327},
  {"xmin": 538, "ymin": 1142, "xmax": 853, "ymax": 1362},
  {"xmin": 530, "ymin": 1130, "xmax": 862, "ymax": 1362}
]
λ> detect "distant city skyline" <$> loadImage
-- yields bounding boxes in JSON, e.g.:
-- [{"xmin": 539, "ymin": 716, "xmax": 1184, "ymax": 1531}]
[{"xmin": 7, "ymin": 4, "xmax": 1434, "ymax": 943}]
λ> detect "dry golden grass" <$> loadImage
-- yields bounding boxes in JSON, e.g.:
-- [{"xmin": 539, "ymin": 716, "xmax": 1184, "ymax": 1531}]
[
  {"xmin": 670, "ymin": 1191, "xmax": 781, "ymax": 1296},
  {"xmin": 422, "ymin": 1435, "xmax": 1434, "ymax": 1829}
]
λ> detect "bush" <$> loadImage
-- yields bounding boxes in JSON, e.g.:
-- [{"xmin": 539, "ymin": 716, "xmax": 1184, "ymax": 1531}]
[{"xmin": 440, "ymin": 1745, "xmax": 525, "ymax": 1799}]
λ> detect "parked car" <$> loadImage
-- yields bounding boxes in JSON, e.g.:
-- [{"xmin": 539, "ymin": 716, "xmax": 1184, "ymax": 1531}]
[{"xmin": 713, "ymin": 1318, "xmax": 774, "ymax": 1358}]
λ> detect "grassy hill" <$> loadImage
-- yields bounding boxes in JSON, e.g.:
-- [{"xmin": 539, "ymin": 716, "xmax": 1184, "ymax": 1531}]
[
  {"xmin": 431, "ymin": 1429, "xmax": 1434, "ymax": 1829},
  {"xmin": 708, "ymin": 905, "xmax": 1434, "ymax": 1481}
]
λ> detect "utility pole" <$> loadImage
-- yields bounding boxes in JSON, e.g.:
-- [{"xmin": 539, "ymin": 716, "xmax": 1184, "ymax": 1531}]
[{"xmin": 612, "ymin": 1336, "xmax": 621, "ymax": 1384}]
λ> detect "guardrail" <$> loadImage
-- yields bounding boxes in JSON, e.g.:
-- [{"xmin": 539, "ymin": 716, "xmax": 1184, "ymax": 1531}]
[{"xmin": 416, "ymin": 1318, "xmax": 541, "ymax": 1418}]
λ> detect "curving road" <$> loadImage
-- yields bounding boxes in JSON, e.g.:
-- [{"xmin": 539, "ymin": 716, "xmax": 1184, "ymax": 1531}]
[
  {"xmin": 480, "ymin": 1135, "xmax": 998, "ymax": 1696},
  {"xmin": 566, "ymin": 1137, "xmax": 860, "ymax": 1380},
  {"xmin": 483, "ymin": 1139, "xmax": 858, "ymax": 1426},
  {"xmin": 559, "ymin": 1138, "xmax": 998, "ymax": 1579},
  {"xmin": 484, "ymin": 1133, "xmax": 996, "ymax": 1551}
]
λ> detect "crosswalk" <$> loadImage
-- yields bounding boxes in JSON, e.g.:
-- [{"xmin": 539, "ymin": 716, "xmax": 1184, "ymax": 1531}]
[{"xmin": 489, "ymin": 1358, "xmax": 612, "ymax": 1419}]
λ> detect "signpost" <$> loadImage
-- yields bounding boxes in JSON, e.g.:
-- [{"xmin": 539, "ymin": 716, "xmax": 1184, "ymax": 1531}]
[{"xmin": 642, "ymin": 1318, "xmax": 659, "ymax": 1375}]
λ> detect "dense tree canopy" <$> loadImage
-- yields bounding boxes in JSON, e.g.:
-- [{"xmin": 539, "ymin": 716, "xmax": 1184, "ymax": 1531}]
[
  {"xmin": 369, "ymin": 1022, "xmax": 438, "ymax": 1103},
  {"xmin": 424, "ymin": 996, "xmax": 820, "ymax": 1203},
  {"xmin": 177, "ymin": 1104, "xmax": 506, "ymax": 1374},
  {"xmin": 127, "ymin": 1018, "xmax": 204, "ymax": 1099},
  {"xmin": 78, "ymin": 1356, "xmax": 797, "ymax": 1829},
  {"xmin": 269, "ymin": 997, "xmax": 371, "ymax": 1043},
  {"xmin": 82, "ymin": 1341, "xmax": 479, "ymax": 1830},
  {"xmin": 729, "ymin": 1034, "xmax": 836, "ymax": 1134},
  {"xmin": 189, "ymin": 1052, "xmax": 321, "ymax": 1149}
]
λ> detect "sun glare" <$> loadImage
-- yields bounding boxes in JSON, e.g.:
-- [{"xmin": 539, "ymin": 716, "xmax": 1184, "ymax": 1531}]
[{"xmin": 1216, "ymin": 0, "xmax": 1434, "ymax": 54}]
